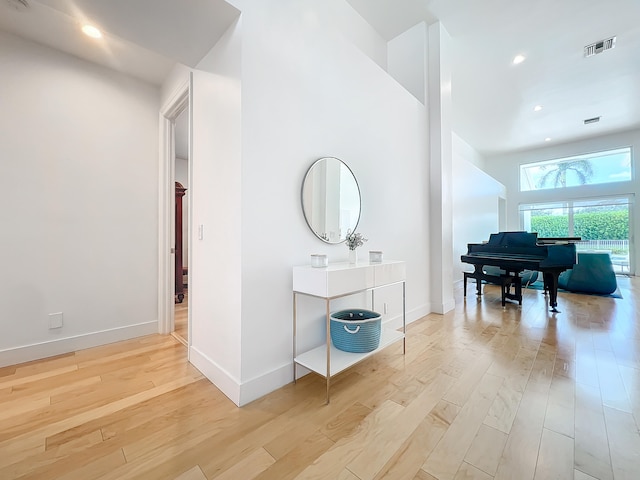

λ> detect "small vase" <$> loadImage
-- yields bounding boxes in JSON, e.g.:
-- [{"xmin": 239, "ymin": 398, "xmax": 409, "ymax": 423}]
[{"xmin": 349, "ymin": 249, "xmax": 358, "ymax": 264}]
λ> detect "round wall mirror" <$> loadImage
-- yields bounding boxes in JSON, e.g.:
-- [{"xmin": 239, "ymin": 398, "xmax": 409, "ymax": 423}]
[{"xmin": 301, "ymin": 157, "xmax": 361, "ymax": 244}]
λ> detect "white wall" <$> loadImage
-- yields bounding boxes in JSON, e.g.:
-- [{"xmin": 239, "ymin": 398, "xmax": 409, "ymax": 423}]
[
  {"xmin": 452, "ymin": 133, "xmax": 506, "ymax": 281},
  {"xmin": 235, "ymin": 0, "xmax": 431, "ymax": 404},
  {"xmin": 157, "ymin": 17, "xmax": 244, "ymax": 403},
  {"xmin": 0, "ymin": 2, "xmax": 504, "ymax": 407},
  {"xmin": 313, "ymin": 0, "xmax": 389, "ymax": 70},
  {"xmin": 387, "ymin": 22, "xmax": 427, "ymax": 104},
  {"xmin": 484, "ymin": 129, "xmax": 640, "ymax": 275},
  {"xmin": 158, "ymin": 1, "xmax": 421, "ymax": 405},
  {"xmin": 0, "ymin": 31, "xmax": 160, "ymax": 365},
  {"xmin": 189, "ymin": 35, "xmax": 243, "ymax": 402}
]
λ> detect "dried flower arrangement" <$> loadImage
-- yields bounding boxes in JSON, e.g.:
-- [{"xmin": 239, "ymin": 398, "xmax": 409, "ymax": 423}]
[{"xmin": 345, "ymin": 230, "xmax": 368, "ymax": 251}]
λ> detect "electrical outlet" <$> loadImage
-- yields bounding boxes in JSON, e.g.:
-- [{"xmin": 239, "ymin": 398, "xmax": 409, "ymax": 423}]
[{"xmin": 49, "ymin": 312, "xmax": 63, "ymax": 329}]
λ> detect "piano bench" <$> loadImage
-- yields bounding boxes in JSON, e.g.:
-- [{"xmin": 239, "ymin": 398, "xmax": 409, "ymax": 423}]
[
  {"xmin": 464, "ymin": 271, "xmax": 484, "ymax": 296},
  {"xmin": 499, "ymin": 274, "xmax": 522, "ymax": 307},
  {"xmin": 463, "ymin": 271, "xmax": 522, "ymax": 306}
]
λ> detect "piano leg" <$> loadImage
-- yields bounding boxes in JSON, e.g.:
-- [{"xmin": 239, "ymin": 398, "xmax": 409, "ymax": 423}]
[
  {"xmin": 500, "ymin": 276, "xmax": 509, "ymax": 307},
  {"xmin": 463, "ymin": 272, "xmax": 468, "ymax": 297},
  {"xmin": 474, "ymin": 265, "xmax": 483, "ymax": 296},
  {"xmin": 543, "ymin": 271, "xmax": 561, "ymax": 312}
]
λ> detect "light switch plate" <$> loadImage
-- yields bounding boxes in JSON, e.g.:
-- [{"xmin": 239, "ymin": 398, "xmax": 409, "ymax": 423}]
[{"xmin": 49, "ymin": 312, "xmax": 63, "ymax": 329}]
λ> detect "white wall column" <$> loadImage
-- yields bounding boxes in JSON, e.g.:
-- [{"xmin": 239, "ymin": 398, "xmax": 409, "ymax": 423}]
[{"xmin": 428, "ymin": 22, "xmax": 455, "ymax": 314}]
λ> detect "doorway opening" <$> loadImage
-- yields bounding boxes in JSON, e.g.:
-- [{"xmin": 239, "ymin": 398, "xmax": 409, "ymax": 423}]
[
  {"xmin": 159, "ymin": 76, "xmax": 192, "ymax": 350},
  {"xmin": 173, "ymin": 106, "xmax": 190, "ymax": 345}
]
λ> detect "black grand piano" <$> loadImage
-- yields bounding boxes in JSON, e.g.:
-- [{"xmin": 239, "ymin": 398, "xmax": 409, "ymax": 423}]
[{"xmin": 461, "ymin": 231, "xmax": 577, "ymax": 312}]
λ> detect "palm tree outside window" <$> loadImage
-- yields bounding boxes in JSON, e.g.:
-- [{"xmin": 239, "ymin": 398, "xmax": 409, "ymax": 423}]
[
  {"xmin": 536, "ymin": 159, "xmax": 594, "ymax": 189},
  {"xmin": 519, "ymin": 147, "xmax": 631, "ymax": 192}
]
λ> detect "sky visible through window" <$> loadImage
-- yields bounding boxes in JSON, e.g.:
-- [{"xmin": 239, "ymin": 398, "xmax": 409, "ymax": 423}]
[{"xmin": 520, "ymin": 147, "xmax": 632, "ymax": 191}]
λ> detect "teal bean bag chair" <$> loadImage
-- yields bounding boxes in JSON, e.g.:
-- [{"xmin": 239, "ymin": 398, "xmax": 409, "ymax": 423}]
[
  {"xmin": 558, "ymin": 252, "xmax": 617, "ymax": 295},
  {"xmin": 482, "ymin": 266, "xmax": 539, "ymax": 286}
]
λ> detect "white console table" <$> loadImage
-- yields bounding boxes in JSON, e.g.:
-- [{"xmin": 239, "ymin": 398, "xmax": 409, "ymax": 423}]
[{"xmin": 293, "ymin": 260, "xmax": 406, "ymax": 403}]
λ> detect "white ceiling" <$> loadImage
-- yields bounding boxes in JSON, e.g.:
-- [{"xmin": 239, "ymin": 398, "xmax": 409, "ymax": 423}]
[
  {"xmin": 0, "ymin": 0, "xmax": 239, "ymax": 85},
  {"xmin": 2, "ymin": 0, "xmax": 640, "ymax": 157},
  {"xmin": 347, "ymin": 0, "xmax": 640, "ymax": 156}
]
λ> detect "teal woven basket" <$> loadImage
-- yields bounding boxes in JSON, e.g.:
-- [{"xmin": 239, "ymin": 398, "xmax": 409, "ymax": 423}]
[{"xmin": 330, "ymin": 309, "xmax": 381, "ymax": 353}]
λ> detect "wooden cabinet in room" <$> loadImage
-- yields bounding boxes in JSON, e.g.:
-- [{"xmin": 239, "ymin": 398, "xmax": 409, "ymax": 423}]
[{"xmin": 175, "ymin": 182, "xmax": 187, "ymax": 303}]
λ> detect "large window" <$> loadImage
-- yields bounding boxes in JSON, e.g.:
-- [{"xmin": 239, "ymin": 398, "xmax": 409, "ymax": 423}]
[
  {"xmin": 520, "ymin": 196, "xmax": 633, "ymax": 274},
  {"xmin": 520, "ymin": 147, "xmax": 632, "ymax": 192}
]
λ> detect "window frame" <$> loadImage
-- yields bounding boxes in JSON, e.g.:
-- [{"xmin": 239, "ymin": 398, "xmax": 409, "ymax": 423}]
[
  {"xmin": 518, "ymin": 195, "xmax": 634, "ymax": 275},
  {"xmin": 519, "ymin": 146, "xmax": 633, "ymax": 193}
]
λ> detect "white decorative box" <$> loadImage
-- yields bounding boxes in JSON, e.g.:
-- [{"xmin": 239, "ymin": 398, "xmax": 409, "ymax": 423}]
[
  {"xmin": 369, "ymin": 250, "xmax": 383, "ymax": 263},
  {"xmin": 310, "ymin": 254, "xmax": 328, "ymax": 268}
]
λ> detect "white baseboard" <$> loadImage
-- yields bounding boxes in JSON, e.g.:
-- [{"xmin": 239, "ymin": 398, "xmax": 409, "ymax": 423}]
[
  {"xmin": 189, "ymin": 345, "xmax": 241, "ymax": 406},
  {"xmin": 408, "ymin": 303, "xmax": 432, "ymax": 323},
  {"xmin": 239, "ymin": 363, "xmax": 293, "ymax": 407},
  {"xmin": 430, "ymin": 299, "xmax": 455, "ymax": 315},
  {"xmin": 236, "ymin": 303, "xmax": 433, "ymax": 407},
  {"xmin": 0, "ymin": 321, "xmax": 158, "ymax": 368},
  {"xmin": 0, "ymin": 303, "xmax": 438, "ymax": 409},
  {"xmin": 235, "ymin": 302, "xmax": 433, "ymax": 406},
  {"xmin": 383, "ymin": 303, "xmax": 431, "ymax": 330},
  {"xmin": 188, "ymin": 346, "xmax": 294, "ymax": 407}
]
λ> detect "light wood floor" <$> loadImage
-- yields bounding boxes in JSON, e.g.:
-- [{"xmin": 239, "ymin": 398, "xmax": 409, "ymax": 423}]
[
  {"xmin": 1, "ymin": 277, "xmax": 639, "ymax": 479},
  {"xmin": 174, "ymin": 288, "xmax": 188, "ymax": 345}
]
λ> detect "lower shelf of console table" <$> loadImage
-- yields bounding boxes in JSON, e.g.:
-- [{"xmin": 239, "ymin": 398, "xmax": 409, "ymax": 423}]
[
  {"xmin": 294, "ymin": 328, "xmax": 404, "ymax": 377},
  {"xmin": 292, "ymin": 260, "xmax": 407, "ymax": 403}
]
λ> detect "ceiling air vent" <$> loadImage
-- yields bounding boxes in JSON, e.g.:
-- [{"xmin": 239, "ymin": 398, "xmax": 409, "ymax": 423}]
[
  {"xmin": 584, "ymin": 36, "xmax": 616, "ymax": 57},
  {"xmin": 584, "ymin": 116, "xmax": 601, "ymax": 125}
]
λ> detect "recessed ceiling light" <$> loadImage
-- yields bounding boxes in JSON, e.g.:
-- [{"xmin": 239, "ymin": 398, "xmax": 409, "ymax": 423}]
[
  {"xmin": 82, "ymin": 24, "xmax": 102, "ymax": 39},
  {"xmin": 534, "ymin": 105, "xmax": 543, "ymax": 112},
  {"xmin": 513, "ymin": 54, "xmax": 526, "ymax": 65},
  {"xmin": 545, "ymin": 137, "xmax": 552, "ymax": 142}
]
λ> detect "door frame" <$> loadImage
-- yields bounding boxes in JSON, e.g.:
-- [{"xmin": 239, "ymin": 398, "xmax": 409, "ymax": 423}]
[{"xmin": 159, "ymin": 74, "xmax": 192, "ymax": 347}]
